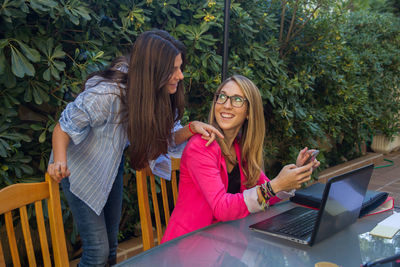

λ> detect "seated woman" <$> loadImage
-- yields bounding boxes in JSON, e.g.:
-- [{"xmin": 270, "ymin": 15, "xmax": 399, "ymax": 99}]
[{"xmin": 161, "ymin": 75, "xmax": 319, "ymax": 243}]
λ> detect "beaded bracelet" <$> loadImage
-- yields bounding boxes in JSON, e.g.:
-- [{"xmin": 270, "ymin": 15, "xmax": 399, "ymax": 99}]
[
  {"xmin": 266, "ymin": 181, "xmax": 276, "ymax": 196},
  {"xmin": 188, "ymin": 121, "xmax": 195, "ymax": 135},
  {"xmin": 258, "ymin": 193, "xmax": 266, "ymax": 211},
  {"xmin": 260, "ymin": 181, "xmax": 274, "ymax": 200},
  {"xmin": 260, "ymin": 184, "xmax": 269, "ymax": 200},
  {"xmin": 258, "ymin": 186, "xmax": 271, "ymax": 211}
]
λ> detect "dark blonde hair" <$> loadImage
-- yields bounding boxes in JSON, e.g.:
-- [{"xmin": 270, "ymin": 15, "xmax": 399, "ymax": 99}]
[
  {"xmin": 127, "ymin": 30, "xmax": 186, "ymax": 170},
  {"xmin": 209, "ymin": 75, "xmax": 265, "ymax": 187}
]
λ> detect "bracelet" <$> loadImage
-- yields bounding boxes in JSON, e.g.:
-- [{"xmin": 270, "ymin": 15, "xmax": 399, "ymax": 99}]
[
  {"xmin": 260, "ymin": 181, "xmax": 274, "ymax": 200},
  {"xmin": 188, "ymin": 121, "xmax": 195, "ymax": 135},
  {"xmin": 266, "ymin": 181, "xmax": 276, "ymax": 196},
  {"xmin": 259, "ymin": 195, "xmax": 266, "ymax": 211},
  {"xmin": 258, "ymin": 187, "xmax": 272, "ymax": 211},
  {"xmin": 260, "ymin": 183, "xmax": 268, "ymax": 200}
]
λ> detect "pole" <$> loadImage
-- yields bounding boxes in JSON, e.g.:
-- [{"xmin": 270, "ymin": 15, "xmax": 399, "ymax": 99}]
[{"xmin": 222, "ymin": 0, "xmax": 231, "ymax": 81}]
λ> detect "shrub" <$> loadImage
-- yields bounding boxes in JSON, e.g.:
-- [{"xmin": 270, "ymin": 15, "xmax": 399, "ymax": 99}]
[{"xmin": 291, "ymin": 10, "xmax": 400, "ymax": 165}]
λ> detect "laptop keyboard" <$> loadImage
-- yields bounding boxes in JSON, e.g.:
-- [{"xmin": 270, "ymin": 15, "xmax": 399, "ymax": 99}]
[{"xmin": 275, "ymin": 209, "xmax": 318, "ymax": 238}]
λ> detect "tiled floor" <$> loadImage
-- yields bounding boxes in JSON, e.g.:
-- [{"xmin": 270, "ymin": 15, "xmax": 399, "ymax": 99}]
[{"xmin": 368, "ymin": 150, "xmax": 400, "ymax": 207}]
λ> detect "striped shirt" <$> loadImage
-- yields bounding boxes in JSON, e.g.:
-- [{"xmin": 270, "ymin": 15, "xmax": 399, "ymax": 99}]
[
  {"xmin": 54, "ymin": 76, "xmax": 185, "ymax": 215},
  {"xmin": 149, "ymin": 123, "xmax": 186, "ymax": 180}
]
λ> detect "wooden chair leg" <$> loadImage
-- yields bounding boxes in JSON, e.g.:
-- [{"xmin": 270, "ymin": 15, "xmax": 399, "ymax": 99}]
[{"xmin": 136, "ymin": 170, "xmax": 154, "ymax": 251}]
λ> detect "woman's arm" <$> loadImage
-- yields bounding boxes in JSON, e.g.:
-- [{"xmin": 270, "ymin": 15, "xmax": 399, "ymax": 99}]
[
  {"xmin": 47, "ymin": 123, "xmax": 71, "ymax": 182},
  {"xmin": 174, "ymin": 121, "xmax": 224, "ymax": 146}
]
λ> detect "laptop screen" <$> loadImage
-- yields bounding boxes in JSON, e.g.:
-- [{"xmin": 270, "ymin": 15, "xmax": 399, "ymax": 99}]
[{"xmin": 313, "ymin": 165, "xmax": 373, "ymax": 244}]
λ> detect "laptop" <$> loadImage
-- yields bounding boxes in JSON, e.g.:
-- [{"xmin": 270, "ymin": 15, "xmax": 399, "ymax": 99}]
[{"xmin": 249, "ymin": 164, "xmax": 374, "ymax": 246}]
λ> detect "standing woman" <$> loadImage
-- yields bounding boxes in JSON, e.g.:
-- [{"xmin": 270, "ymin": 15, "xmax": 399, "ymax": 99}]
[
  {"xmin": 162, "ymin": 75, "xmax": 319, "ymax": 243},
  {"xmin": 47, "ymin": 30, "xmax": 222, "ymax": 266}
]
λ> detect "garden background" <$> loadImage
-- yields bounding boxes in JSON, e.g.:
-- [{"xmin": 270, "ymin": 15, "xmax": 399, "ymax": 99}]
[{"xmin": 1, "ymin": 0, "xmax": 400, "ymax": 259}]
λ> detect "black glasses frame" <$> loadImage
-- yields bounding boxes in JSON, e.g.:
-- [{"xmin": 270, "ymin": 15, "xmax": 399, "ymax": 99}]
[{"xmin": 214, "ymin": 93, "xmax": 248, "ymax": 108}]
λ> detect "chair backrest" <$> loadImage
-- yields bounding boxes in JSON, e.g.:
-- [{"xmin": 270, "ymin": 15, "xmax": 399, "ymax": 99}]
[
  {"xmin": 0, "ymin": 173, "xmax": 69, "ymax": 267},
  {"xmin": 136, "ymin": 157, "xmax": 180, "ymax": 251}
]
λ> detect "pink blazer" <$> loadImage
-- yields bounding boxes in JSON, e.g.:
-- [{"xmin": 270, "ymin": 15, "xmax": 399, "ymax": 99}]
[{"xmin": 161, "ymin": 134, "xmax": 281, "ymax": 243}]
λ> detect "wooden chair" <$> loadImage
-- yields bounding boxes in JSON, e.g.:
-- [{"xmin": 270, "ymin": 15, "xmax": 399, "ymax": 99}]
[
  {"xmin": 0, "ymin": 173, "xmax": 69, "ymax": 267},
  {"xmin": 136, "ymin": 157, "xmax": 180, "ymax": 251}
]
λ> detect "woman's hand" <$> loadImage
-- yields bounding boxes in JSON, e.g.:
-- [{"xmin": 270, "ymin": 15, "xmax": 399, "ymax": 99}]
[
  {"xmin": 190, "ymin": 121, "xmax": 224, "ymax": 146},
  {"xmin": 47, "ymin": 161, "xmax": 70, "ymax": 183},
  {"xmin": 296, "ymin": 147, "xmax": 320, "ymax": 170},
  {"xmin": 270, "ymin": 162, "xmax": 314, "ymax": 192},
  {"xmin": 48, "ymin": 123, "xmax": 71, "ymax": 183}
]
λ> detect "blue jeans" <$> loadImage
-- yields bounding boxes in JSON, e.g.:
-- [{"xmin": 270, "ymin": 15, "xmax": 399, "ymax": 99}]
[{"xmin": 62, "ymin": 156, "xmax": 124, "ymax": 267}]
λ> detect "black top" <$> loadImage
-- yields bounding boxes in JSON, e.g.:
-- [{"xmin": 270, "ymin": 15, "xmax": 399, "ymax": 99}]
[{"xmin": 227, "ymin": 163, "xmax": 241, "ymax": 194}]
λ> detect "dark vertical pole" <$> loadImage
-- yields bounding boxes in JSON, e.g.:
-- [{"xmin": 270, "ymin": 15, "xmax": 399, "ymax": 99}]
[{"xmin": 222, "ymin": 0, "xmax": 231, "ymax": 81}]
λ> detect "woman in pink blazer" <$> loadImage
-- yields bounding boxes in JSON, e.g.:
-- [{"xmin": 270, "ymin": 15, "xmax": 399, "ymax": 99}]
[{"xmin": 162, "ymin": 75, "xmax": 319, "ymax": 243}]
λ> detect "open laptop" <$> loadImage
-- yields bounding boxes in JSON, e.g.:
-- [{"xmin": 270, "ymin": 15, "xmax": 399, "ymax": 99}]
[{"xmin": 249, "ymin": 164, "xmax": 374, "ymax": 246}]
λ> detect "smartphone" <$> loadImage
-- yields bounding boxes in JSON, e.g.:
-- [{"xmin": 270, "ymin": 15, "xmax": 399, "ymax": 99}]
[{"xmin": 304, "ymin": 150, "xmax": 319, "ymax": 165}]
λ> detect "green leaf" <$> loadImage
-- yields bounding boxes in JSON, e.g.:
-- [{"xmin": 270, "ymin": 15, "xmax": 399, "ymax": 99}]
[
  {"xmin": 30, "ymin": 124, "xmax": 43, "ymax": 131},
  {"xmin": 67, "ymin": 11, "xmax": 80, "ymax": 25},
  {"xmin": 30, "ymin": 0, "xmax": 57, "ymax": 12},
  {"xmin": 45, "ymin": 38, "xmax": 54, "ymax": 58},
  {"xmin": 0, "ymin": 138, "xmax": 11, "ymax": 151},
  {"xmin": 24, "ymin": 86, "xmax": 32, "ymax": 102},
  {"xmin": 94, "ymin": 51, "xmax": 104, "ymax": 59},
  {"xmin": 39, "ymin": 158, "xmax": 45, "ymax": 172},
  {"xmin": 43, "ymin": 68, "xmax": 51, "ymax": 81},
  {"xmin": 52, "ymin": 44, "xmax": 66, "ymax": 59},
  {"xmin": 48, "ymin": 123, "xmax": 56, "ymax": 132},
  {"xmin": 50, "ymin": 64, "xmax": 60, "ymax": 80},
  {"xmin": 53, "ymin": 60, "xmax": 66, "ymax": 71},
  {"xmin": 18, "ymin": 155, "xmax": 32, "ymax": 164},
  {"xmin": 16, "ymin": 40, "xmax": 40, "ymax": 62},
  {"xmin": 10, "ymin": 46, "xmax": 35, "ymax": 77},
  {"xmin": 32, "ymin": 86, "xmax": 43, "ymax": 104},
  {"xmin": 3, "ymin": 133, "xmax": 31, "ymax": 142},
  {"xmin": 30, "ymin": 0, "xmax": 49, "ymax": 12},
  {"xmin": 168, "ymin": 6, "xmax": 181, "ymax": 16},
  {"xmin": 32, "ymin": 37, "xmax": 47, "ymax": 55},
  {"xmin": 20, "ymin": 164, "xmax": 33, "ymax": 174},
  {"xmin": 39, "ymin": 131, "xmax": 46, "ymax": 143},
  {"xmin": 37, "ymin": 86, "xmax": 50, "ymax": 102},
  {"xmin": 14, "ymin": 167, "xmax": 22, "ymax": 178},
  {"xmin": 76, "ymin": 6, "xmax": 91, "ymax": 21}
]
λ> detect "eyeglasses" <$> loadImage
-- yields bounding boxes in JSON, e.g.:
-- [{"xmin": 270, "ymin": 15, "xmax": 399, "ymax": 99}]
[{"xmin": 215, "ymin": 93, "xmax": 247, "ymax": 108}]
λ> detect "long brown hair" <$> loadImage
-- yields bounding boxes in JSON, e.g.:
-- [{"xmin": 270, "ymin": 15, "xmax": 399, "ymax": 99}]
[
  {"xmin": 209, "ymin": 75, "xmax": 265, "ymax": 187},
  {"xmin": 127, "ymin": 30, "xmax": 186, "ymax": 170}
]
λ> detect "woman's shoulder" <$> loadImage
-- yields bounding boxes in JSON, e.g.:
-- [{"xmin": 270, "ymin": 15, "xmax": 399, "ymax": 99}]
[
  {"xmin": 186, "ymin": 134, "xmax": 220, "ymax": 153},
  {"xmin": 84, "ymin": 76, "xmax": 124, "ymax": 95},
  {"xmin": 182, "ymin": 134, "xmax": 221, "ymax": 163}
]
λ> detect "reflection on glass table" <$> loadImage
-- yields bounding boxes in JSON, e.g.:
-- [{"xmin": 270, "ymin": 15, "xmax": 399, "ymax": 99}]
[
  {"xmin": 115, "ymin": 202, "xmax": 399, "ymax": 267},
  {"xmin": 359, "ymin": 231, "xmax": 400, "ymax": 266}
]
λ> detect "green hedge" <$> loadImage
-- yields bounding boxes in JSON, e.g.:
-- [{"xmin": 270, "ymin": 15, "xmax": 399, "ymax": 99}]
[
  {"xmin": 1, "ymin": 0, "xmax": 400, "ymax": 257},
  {"xmin": 290, "ymin": 10, "xmax": 400, "ymax": 167}
]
